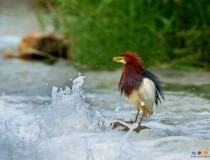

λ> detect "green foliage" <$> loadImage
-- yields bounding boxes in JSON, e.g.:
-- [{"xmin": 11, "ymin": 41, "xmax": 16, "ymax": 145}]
[{"xmin": 46, "ymin": 0, "xmax": 209, "ymax": 70}]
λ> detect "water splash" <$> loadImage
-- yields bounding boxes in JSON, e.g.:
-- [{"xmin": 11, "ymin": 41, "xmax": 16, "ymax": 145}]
[
  {"xmin": 0, "ymin": 75, "xmax": 117, "ymax": 160},
  {"xmin": 35, "ymin": 75, "xmax": 136, "ymax": 159},
  {"xmin": 2, "ymin": 74, "xmax": 209, "ymax": 160},
  {"xmin": 39, "ymin": 75, "xmax": 95, "ymax": 136}
]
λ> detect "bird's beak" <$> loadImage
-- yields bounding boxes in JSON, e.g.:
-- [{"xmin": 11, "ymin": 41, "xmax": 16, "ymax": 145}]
[
  {"xmin": 110, "ymin": 56, "xmax": 126, "ymax": 64},
  {"xmin": 109, "ymin": 57, "xmax": 114, "ymax": 61}
]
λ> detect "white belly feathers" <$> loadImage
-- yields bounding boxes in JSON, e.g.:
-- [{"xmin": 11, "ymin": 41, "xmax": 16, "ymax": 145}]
[{"xmin": 127, "ymin": 78, "xmax": 156, "ymax": 115}]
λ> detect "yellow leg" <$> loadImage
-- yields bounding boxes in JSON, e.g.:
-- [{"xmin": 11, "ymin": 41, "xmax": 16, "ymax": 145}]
[
  {"xmin": 138, "ymin": 113, "xmax": 144, "ymax": 126},
  {"xmin": 138, "ymin": 106, "xmax": 148, "ymax": 126},
  {"xmin": 135, "ymin": 108, "xmax": 140, "ymax": 122}
]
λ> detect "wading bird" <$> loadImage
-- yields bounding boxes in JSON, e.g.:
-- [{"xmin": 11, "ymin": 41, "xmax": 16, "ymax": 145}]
[{"xmin": 111, "ymin": 51, "xmax": 164, "ymax": 127}]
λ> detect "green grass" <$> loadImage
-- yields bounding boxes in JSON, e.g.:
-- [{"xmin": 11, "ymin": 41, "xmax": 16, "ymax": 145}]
[{"xmin": 37, "ymin": 0, "xmax": 210, "ymax": 70}]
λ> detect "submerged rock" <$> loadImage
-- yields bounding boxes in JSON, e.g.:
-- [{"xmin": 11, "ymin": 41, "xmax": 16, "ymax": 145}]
[{"xmin": 113, "ymin": 121, "xmax": 150, "ymax": 133}]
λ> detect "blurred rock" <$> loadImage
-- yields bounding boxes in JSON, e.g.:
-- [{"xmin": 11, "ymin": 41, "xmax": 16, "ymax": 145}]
[
  {"xmin": 3, "ymin": 32, "xmax": 71, "ymax": 60},
  {"xmin": 19, "ymin": 32, "xmax": 71, "ymax": 59},
  {"xmin": 2, "ymin": 49, "xmax": 18, "ymax": 59}
]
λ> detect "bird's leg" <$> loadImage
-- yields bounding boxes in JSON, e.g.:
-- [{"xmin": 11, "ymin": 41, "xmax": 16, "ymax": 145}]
[
  {"xmin": 138, "ymin": 113, "xmax": 144, "ymax": 126},
  {"xmin": 138, "ymin": 106, "xmax": 147, "ymax": 126},
  {"xmin": 135, "ymin": 107, "xmax": 140, "ymax": 122}
]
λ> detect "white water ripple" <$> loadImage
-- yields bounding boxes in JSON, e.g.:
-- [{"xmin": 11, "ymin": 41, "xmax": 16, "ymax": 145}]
[{"xmin": 0, "ymin": 75, "xmax": 210, "ymax": 160}]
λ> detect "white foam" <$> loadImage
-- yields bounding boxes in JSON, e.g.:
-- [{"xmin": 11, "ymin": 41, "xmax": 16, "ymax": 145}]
[{"xmin": 1, "ymin": 75, "xmax": 210, "ymax": 160}]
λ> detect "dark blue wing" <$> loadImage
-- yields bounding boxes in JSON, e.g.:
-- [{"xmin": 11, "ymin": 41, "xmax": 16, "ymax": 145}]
[{"xmin": 142, "ymin": 70, "xmax": 165, "ymax": 105}]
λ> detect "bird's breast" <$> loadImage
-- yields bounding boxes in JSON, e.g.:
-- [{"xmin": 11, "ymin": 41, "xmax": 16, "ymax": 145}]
[
  {"xmin": 126, "ymin": 78, "xmax": 156, "ymax": 113},
  {"xmin": 119, "ymin": 70, "xmax": 143, "ymax": 97}
]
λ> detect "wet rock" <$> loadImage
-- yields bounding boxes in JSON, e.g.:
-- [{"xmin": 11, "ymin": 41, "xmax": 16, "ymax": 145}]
[
  {"xmin": 3, "ymin": 32, "xmax": 71, "ymax": 60},
  {"xmin": 113, "ymin": 121, "xmax": 150, "ymax": 133}
]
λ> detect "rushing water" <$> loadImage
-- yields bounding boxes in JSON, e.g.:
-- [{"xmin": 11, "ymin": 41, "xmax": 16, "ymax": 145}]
[
  {"xmin": 0, "ymin": 61, "xmax": 210, "ymax": 160},
  {"xmin": 0, "ymin": 3, "xmax": 210, "ymax": 160}
]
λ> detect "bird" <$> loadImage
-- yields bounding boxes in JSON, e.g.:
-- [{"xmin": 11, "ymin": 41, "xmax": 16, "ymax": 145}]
[{"xmin": 110, "ymin": 51, "xmax": 164, "ymax": 127}]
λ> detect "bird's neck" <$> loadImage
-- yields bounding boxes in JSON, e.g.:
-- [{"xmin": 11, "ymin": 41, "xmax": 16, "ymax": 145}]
[{"xmin": 119, "ymin": 64, "xmax": 143, "ymax": 97}]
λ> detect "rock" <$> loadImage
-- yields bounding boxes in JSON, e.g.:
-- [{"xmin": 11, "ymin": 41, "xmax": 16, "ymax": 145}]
[
  {"xmin": 113, "ymin": 120, "xmax": 150, "ymax": 133},
  {"xmin": 2, "ymin": 49, "xmax": 18, "ymax": 59},
  {"xmin": 3, "ymin": 32, "xmax": 71, "ymax": 60},
  {"xmin": 19, "ymin": 32, "xmax": 71, "ymax": 59}
]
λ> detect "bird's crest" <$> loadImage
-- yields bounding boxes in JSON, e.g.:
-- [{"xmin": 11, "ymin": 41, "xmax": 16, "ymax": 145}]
[{"xmin": 120, "ymin": 51, "xmax": 143, "ymax": 67}]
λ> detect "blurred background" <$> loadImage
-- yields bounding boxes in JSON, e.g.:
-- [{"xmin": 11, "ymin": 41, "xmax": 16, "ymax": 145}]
[
  {"xmin": 1, "ymin": 0, "xmax": 209, "ymax": 70},
  {"xmin": 36, "ymin": 0, "xmax": 210, "ymax": 70}
]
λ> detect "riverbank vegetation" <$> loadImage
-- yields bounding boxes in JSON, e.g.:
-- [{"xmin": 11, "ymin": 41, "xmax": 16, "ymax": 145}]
[{"xmin": 37, "ymin": 0, "xmax": 209, "ymax": 70}]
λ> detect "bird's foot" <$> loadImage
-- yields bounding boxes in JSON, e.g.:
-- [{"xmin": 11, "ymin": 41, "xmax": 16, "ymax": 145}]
[
  {"xmin": 132, "ymin": 125, "xmax": 150, "ymax": 133},
  {"xmin": 112, "ymin": 121, "xmax": 150, "ymax": 133}
]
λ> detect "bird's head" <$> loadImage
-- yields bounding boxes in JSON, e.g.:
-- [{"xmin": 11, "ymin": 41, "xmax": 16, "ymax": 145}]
[{"xmin": 110, "ymin": 51, "xmax": 143, "ymax": 66}]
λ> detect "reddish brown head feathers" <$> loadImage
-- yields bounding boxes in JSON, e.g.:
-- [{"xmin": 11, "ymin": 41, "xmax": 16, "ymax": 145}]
[
  {"xmin": 119, "ymin": 51, "xmax": 144, "ymax": 97},
  {"xmin": 120, "ymin": 51, "xmax": 143, "ymax": 67}
]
